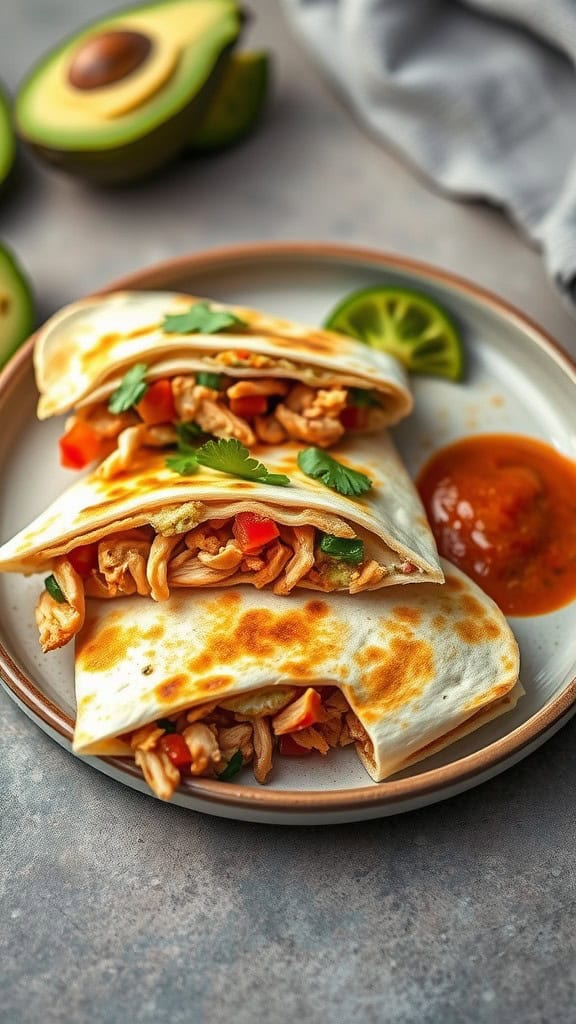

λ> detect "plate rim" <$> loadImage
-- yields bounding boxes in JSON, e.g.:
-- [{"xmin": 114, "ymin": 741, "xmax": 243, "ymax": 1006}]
[{"xmin": 1, "ymin": 238, "xmax": 576, "ymax": 816}]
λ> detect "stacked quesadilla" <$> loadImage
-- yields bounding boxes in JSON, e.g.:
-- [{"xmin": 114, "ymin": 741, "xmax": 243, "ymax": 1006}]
[
  {"xmin": 74, "ymin": 562, "xmax": 521, "ymax": 793},
  {"xmin": 34, "ymin": 291, "xmax": 413, "ymax": 468},
  {"xmin": 0, "ymin": 292, "xmax": 521, "ymax": 799}
]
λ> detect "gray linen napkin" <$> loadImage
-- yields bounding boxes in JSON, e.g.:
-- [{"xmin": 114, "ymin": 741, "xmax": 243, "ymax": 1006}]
[{"xmin": 281, "ymin": 0, "xmax": 576, "ymax": 306}]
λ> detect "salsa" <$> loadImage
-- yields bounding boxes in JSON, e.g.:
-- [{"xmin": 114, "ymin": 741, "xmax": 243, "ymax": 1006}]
[{"xmin": 417, "ymin": 434, "xmax": 576, "ymax": 616}]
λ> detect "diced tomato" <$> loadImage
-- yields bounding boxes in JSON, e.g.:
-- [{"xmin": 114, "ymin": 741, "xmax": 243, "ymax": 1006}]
[
  {"xmin": 58, "ymin": 421, "xmax": 106, "ymax": 469},
  {"xmin": 68, "ymin": 543, "xmax": 99, "ymax": 577},
  {"xmin": 340, "ymin": 406, "xmax": 367, "ymax": 430},
  {"xmin": 229, "ymin": 395, "xmax": 268, "ymax": 419},
  {"xmin": 279, "ymin": 735, "xmax": 314, "ymax": 756},
  {"xmin": 272, "ymin": 688, "xmax": 322, "ymax": 735},
  {"xmin": 135, "ymin": 379, "xmax": 176, "ymax": 425},
  {"xmin": 159, "ymin": 733, "xmax": 192, "ymax": 768},
  {"xmin": 233, "ymin": 512, "xmax": 279, "ymax": 553}
]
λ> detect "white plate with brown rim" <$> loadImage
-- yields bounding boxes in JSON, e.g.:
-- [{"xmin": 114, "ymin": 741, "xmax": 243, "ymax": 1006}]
[{"xmin": 1, "ymin": 241, "xmax": 575, "ymax": 826}]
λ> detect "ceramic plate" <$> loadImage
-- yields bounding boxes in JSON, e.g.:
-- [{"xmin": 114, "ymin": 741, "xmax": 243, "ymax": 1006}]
[{"xmin": 1, "ymin": 242, "xmax": 575, "ymax": 826}]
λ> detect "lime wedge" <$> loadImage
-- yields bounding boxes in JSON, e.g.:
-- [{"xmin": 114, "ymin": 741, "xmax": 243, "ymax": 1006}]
[{"xmin": 324, "ymin": 286, "xmax": 464, "ymax": 380}]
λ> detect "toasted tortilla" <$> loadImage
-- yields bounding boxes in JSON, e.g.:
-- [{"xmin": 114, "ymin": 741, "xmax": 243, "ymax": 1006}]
[
  {"xmin": 73, "ymin": 560, "xmax": 521, "ymax": 782},
  {"xmin": 0, "ymin": 431, "xmax": 443, "ymax": 589},
  {"xmin": 33, "ymin": 290, "xmax": 413, "ymax": 422}
]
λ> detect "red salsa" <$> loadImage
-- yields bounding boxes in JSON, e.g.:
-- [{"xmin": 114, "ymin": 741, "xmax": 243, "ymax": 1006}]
[{"xmin": 417, "ymin": 434, "xmax": 576, "ymax": 616}]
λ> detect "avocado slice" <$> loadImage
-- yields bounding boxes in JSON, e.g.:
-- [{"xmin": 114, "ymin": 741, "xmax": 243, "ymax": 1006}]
[
  {"xmin": 187, "ymin": 50, "xmax": 270, "ymax": 153},
  {"xmin": 15, "ymin": 0, "xmax": 244, "ymax": 184},
  {"xmin": 0, "ymin": 86, "xmax": 15, "ymax": 189},
  {"xmin": 0, "ymin": 244, "xmax": 34, "ymax": 369}
]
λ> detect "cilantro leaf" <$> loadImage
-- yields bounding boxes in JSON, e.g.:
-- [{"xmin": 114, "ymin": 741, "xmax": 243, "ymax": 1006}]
[
  {"xmin": 349, "ymin": 388, "xmax": 381, "ymax": 408},
  {"xmin": 108, "ymin": 363, "xmax": 148, "ymax": 414},
  {"xmin": 297, "ymin": 447, "xmax": 372, "ymax": 497},
  {"xmin": 162, "ymin": 302, "xmax": 247, "ymax": 336},
  {"xmin": 195, "ymin": 438, "xmax": 290, "ymax": 487},
  {"xmin": 165, "ymin": 421, "xmax": 204, "ymax": 475},
  {"xmin": 218, "ymin": 749, "xmax": 243, "ymax": 781},
  {"xmin": 175, "ymin": 420, "xmax": 202, "ymax": 446},
  {"xmin": 165, "ymin": 452, "xmax": 198, "ymax": 476}
]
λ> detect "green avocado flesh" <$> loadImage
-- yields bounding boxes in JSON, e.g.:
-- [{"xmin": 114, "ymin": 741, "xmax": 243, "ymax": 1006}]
[
  {"xmin": 0, "ymin": 245, "xmax": 34, "ymax": 369},
  {"xmin": 15, "ymin": 0, "xmax": 243, "ymax": 183},
  {"xmin": 188, "ymin": 50, "xmax": 269, "ymax": 152},
  {"xmin": 0, "ymin": 86, "xmax": 15, "ymax": 188}
]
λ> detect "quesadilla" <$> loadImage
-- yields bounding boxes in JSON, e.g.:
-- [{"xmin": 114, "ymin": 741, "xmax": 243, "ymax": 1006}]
[
  {"xmin": 33, "ymin": 291, "xmax": 413, "ymax": 468},
  {"xmin": 73, "ymin": 560, "xmax": 522, "ymax": 798},
  {"xmin": 0, "ymin": 431, "xmax": 443, "ymax": 652}
]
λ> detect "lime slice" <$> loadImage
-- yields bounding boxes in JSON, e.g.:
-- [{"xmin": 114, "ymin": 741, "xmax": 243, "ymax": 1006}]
[
  {"xmin": 324, "ymin": 285, "xmax": 464, "ymax": 380},
  {"xmin": 0, "ymin": 244, "xmax": 34, "ymax": 369}
]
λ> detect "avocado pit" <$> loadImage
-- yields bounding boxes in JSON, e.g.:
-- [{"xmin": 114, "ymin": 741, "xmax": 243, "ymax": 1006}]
[{"xmin": 68, "ymin": 30, "xmax": 153, "ymax": 91}]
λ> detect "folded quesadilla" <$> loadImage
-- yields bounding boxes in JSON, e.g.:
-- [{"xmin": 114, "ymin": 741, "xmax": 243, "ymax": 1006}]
[
  {"xmin": 33, "ymin": 291, "xmax": 413, "ymax": 468},
  {"xmin": 0, "ymin": 432, "xmax": 443, "ymax": 652},
  {"xmin": 73, "ymin": 560, "xmax": 522, "ymax": 798}
]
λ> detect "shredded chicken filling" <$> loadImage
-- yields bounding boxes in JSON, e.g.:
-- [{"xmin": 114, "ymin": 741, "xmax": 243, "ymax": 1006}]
[
  {"xmin": 70, "ymin": 372, "xmax": 387, "ymax": 475},
  {"xmin": 126, "ymin": 685, "xmax": 371, "ymax": 800},
  {"xmin": 35, "ymin": 519, "xmax": 416, "ymax": 651}
]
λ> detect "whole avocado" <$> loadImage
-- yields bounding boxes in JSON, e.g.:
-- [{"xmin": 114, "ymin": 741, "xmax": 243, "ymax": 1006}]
[{"xmin": 15, "ymin": 0, "xmax": 244, "ymax": 184}]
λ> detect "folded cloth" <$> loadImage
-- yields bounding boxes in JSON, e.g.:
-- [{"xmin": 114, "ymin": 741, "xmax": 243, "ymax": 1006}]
[{"xmin": 282, "ymin": 0, "xmax": 576, "ymax": 307}]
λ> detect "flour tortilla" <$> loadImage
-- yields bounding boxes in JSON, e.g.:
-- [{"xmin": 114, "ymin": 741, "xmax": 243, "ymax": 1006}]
[
  {"xmin": 33, "ymin": 290, "xmax": 413, "ymax": 423},
  {"xmin": 73, "ymin": 560, "xmax": 521, "ymax": 781},
  {"xmin": 0, "ymin": 431, "xmax": 443, "ymax": 589}
]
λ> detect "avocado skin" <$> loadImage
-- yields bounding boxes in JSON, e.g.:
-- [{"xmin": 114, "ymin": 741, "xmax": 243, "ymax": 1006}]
[
  {"xmin": 0, "ymin": 86, "xmax": 16, "ymax": 190},
  {"xmin": 0, "ymin": 243, "xmax": 35, "ymax": 368},
  {"xmin": 21, "ymin": 46, "xmax": 236, "ymax": 186},
  {"xmin": 187, "ymin": 51, "xmax": 270, "ymax": 154}
]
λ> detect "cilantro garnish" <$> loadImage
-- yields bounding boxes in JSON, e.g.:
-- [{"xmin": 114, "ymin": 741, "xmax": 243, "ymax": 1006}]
[
  {"xmin": 218, "ymin": 749, "xmax": 243, "ymax": 781},
  {"xmin": 175, "ymin": 421, "xmax": 202, "ymax": 446},
  {"xmin": 165, "ymin": 452, "xmax": 199, "ymax": 476},
  {"xmin": 164, "ymin": 421, "xmax": 203, "ymax": 475},
  {"xmin": 108, "ymin": 363, "xmax": 148, "ymax": 414},
  {"xmin": 44, "ymin": 574, "xmax": 66, "ymax": 603},
  {"xmin": 194, "ymin": 438, "xmax": 290, "ymax": 487},
  {"xmin": 349, "ymin": 388, "xmax": 381, "ymax": 408},
  {"xmin": 162, "ymin": 302, "xmax": 247, "ymax": 336},
  {"xmin": 297, "ymin": 447, "xmax": 372, "ymax": 497}
]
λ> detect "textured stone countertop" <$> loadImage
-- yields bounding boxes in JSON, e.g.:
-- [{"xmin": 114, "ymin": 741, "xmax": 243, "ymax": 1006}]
[{"xmin": 2, "ymin": 3, "xmax": 576, "ymax": 1022}]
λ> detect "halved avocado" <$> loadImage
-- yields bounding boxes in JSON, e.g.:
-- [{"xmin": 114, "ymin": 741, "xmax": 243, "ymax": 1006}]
[
  {"xmin": 0, "ymin": 86, "xmax": 15, "ymax": 189},
  {"xmin": 187, "ymin": 50, "xmax": 270, "ymax": 153},
  {"xmin": 15, "ymin": 0, "xmax": 244, "ymax": 184},
  {"xmin": 0, "ymin": 244, "xmax": 35, "ymax": 369}
]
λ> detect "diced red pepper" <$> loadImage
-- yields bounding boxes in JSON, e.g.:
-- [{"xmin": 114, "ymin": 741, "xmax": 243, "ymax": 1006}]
[
  {"xmin": 272, "ymin": 688, "xmax": 323, "ymax": 735},
  {"xmin": 233, "ymin": 512, "xmax": 280, "ymax": 553},
  {"xmin": 68, "ymin": 543, "xmax": 99, "ymax": 577},
  {"xmin": 135, "ymin": 379, "xmax": 176, "ymax": 425},
  {"xmin": 229, "ymin": 395, "xmax": 268, "ymax": 419},
  {"xmin": 279, "ymin": 735, "xmax": 315, "ymax": 756},
  {"xmin": 58, "ymin": 421, "xmax": 106, "ymax": 469},
  {"xmin": 340, "ymin": 406, "xmax": 367, "ymax": 430},
  {"xmin": 159, "ymin": 733, "xmax": 192, "ymax": 768}
]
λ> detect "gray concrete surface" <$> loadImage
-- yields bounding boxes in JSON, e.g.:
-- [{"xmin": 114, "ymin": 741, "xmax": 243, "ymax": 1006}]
[{"xmin": 1, "ymin": 2, "xmax": 576, "ymax": 1022}]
